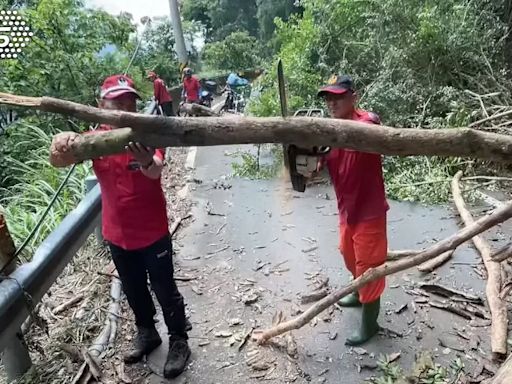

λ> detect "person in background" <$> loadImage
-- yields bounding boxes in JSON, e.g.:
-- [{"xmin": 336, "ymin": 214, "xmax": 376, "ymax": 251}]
[
  {"xmin": 147, "ymin": 71, "xmax": 174, "ymax": 116},
  {"xmin": 181, "ymin": 67, "xmax": 201, "ymax": 103},
  {"xmin": 317, "ymin": 74, "xmax": 389, "ymax": 346},
  {"xmin": 48, "ymin": 74, "xmax": 191, "ymax": 379}
]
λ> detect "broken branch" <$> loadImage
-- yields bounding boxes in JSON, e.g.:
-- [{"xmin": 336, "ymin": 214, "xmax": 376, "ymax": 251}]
[
  {"xmin": 417, "ymin": 250, "xmax": 454, "ymax": 273},
  {"xmin": 52, "ymin": 294, "xmax": 84, "ymax": 315},
  {"xmin": 452, "ymin": 171, "xmax": 508, "ymax": 358},
  {"xmin": 252, "ymin": 199, "xmax": 512, "ymax": 344}
]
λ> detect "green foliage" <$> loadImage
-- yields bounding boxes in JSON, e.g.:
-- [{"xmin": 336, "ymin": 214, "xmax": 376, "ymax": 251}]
[
  {"xmin": 248, "ymin": 0, "xmax": 512, "ymax": 203},
  {"xmin": 134, "ymin": 17, "xmax": 180, "ymax": 86},
  {"xmin": 230, "ymin": 145, "xmax": 283, "ymax": 179},
  {"xmin": 182, "ymin": 0, "xmax": 259, "ymax": 42},
  {"xmin": 370, "ymin": 354, "xmax": 464, "ymax": 384},
  {"xmin": 256, "ymin": 0, "xmax": 302, "ymax": 41},
  {"xmin": 203, "ymin": 31, "xmax": 262, "ymax": 72},
  {"xmin": 0, "ymin": 0, "xmax": 136, "ymax": 103},
  {"xmin": 1, "ymin": 122, "xmax": 89, "ymax": 259}
]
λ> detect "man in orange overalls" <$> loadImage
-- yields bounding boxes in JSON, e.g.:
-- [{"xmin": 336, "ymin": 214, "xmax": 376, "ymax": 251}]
[{"xmin": 318, "ymin": 75, "xmax": 389, "ymax": 346}]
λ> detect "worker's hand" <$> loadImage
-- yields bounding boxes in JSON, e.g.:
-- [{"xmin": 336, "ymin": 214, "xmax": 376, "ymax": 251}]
[
  {"xmin": 49, "ymin": 132, "xmax": 82, "ymax": 167},
  {"xmin": 126, "ymin": 142, "xmax": 155, "ymax": 168}
]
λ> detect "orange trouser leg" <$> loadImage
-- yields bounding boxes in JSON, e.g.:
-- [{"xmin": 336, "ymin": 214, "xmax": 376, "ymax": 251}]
[
  {"xmin": 339, "ymin": 222, "xmax": 356, "ymax": 277},
  {"xmin": 352, "ymin": 216, "xmax": 387, "ymax": 303}
]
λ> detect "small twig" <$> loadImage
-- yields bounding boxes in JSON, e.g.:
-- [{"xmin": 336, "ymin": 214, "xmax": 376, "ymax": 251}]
[
  {"xmin": 216, "ymin": 223, "xmax": 227, "ymax": 235},
  {"xmin": 170, "ymin": 214, "xmax": 192, "ymax": 237},
  {"xmin": 52, "ymin": 294, "xmax": 84, "ymax": 315},
  {"xmin": 205, "ymin": 245, "xmax": 230, "ymax": 259},
  {"xmin": 469, "ymin": 109, "xmax": 512, "ymax": 128},
  {"xmin": 97, "ymin": 271, "xmax": 119, "ymax": 279}
]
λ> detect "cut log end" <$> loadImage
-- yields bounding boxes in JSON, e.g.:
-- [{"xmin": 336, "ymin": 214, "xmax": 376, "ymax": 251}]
[{"xmin": 0, "ymin": 92, "xmax": 41, "ymax": 107}]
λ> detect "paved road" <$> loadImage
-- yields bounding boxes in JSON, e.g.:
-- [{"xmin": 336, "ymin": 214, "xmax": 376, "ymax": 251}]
[{"xmin": 147, "ymin": 145, "xmax": 509, "ymax": 383}]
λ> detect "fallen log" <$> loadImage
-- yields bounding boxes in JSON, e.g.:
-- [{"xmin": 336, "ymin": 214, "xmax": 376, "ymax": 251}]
[
  {"xmin": 251, "ymin": 199, "xmax": 512, "ymax": 344},
  {"xmin": 451, "ymin": 171, "xmax": 508, "ymax": 358},
  {"xmin": 179, "ymin": 102, "xmax": 219, "ymax": 117},
  {"xmin": 3, "ymin": 93, "xmax": 512, "ymax": 163}
]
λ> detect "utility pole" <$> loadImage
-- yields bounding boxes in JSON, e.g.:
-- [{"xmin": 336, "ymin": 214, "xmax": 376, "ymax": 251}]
[{"xmin": 168, "ymin": 0, "xmax": 188, "ymax": 70}]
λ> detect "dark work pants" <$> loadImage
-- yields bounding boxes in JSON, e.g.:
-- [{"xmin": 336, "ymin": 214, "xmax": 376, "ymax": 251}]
[
  {"xmin": 160, "ymin": 101, "xmax": 175, "ymax": 116},
  {"xmin": 109, "ymin": 234, "xmax": 187, "ymax": 338}
]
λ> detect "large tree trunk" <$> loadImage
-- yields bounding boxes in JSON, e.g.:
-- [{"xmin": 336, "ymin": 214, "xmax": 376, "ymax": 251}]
[
  {"xmin": 252, "ymin": 200, "xmax": 512, "ymax": 344},
  {"xmin": 452, "ymin": 171, "xmax": 508, "ymax": 358},
  {"xmin": 3, "ymin": 93, "xmax": 512, "ymax": 163}
]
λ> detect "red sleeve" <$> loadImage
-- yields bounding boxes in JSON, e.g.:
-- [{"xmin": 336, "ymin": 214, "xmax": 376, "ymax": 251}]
[{"xmin": 154, "ymin": 80, "xmax": 162, "ymax": 102}]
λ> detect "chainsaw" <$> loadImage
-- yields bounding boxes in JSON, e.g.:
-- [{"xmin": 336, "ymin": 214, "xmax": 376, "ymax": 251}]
[{"xmin": 277, "ymin": 59, "xmax": 330, "ymax": 192}]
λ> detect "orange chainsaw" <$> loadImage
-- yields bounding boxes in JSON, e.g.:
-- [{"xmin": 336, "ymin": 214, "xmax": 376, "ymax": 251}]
[{"xmin": 277, "ymin": 59, "xmax": 330, "ymax": 192}]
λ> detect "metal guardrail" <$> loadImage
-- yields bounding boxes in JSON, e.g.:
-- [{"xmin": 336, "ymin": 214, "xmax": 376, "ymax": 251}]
[{"xmin": 0, "ymin": 100, "xmax": 159, "ymax": 381}]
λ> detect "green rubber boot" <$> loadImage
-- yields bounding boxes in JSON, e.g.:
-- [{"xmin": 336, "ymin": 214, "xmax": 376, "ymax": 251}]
[
  {"xmin": 338, "ymin": 292, "xmax": 362, "ymax": 307},
  {"xmin": 345, "ymin": 297, "xmax": 380, "ymax": 346}
]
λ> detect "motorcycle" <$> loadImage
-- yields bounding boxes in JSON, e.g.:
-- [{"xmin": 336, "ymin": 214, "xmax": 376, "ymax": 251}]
[{"xmin": 199, "ymin": 90, "xmax": 213, "ymax": 108}]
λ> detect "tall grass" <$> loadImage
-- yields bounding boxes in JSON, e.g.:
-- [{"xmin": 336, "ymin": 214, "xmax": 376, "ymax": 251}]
[{"xmin": 1, "ymin": 122, "xmax": 90, "ymax": 261}]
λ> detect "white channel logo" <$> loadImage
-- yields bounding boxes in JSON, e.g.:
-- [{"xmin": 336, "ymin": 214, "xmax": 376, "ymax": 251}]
[{"xmin": 0, "ymin": 10, "xmax": 33, "ymax": 59}]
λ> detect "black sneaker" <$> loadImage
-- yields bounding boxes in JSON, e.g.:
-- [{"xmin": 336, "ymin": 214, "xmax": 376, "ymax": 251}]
[
  {"xmin": 163, "ymin": 335, "xmax": 191, "ymax": 378},
  {"xmin": 124, "ymin": 326, "xmax": 162, "ymax": 364}
]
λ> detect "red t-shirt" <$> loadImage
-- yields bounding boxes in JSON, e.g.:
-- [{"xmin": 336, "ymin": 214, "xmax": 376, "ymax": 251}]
[
  {"xmin": 153, "ymin": 78, "xmax": 172, "ymax": 104},
  {"xmin": 183, "ymin": 76, "xmax": 200, "ymax": 102},
  {"xmin": 89, "ymin": 125, "xmax": 169, "ymax": 250},
  {"xmin": 324, "ymin": 109, "xmax": 389, "ymax": 225}
]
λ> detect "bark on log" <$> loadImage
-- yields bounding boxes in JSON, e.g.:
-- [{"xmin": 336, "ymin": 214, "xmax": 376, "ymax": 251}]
[
  {"xmin": 492, "ymin": 352, "xmax": 512, "ymax": 383},
  {"xmin": 252, "ymin": 200, "xmax": 512, "ymax": 344},
  {"xmin": 3, "ymin": 92, "xmax": 512, "ymax": 163},
  {"xmin": 451, "ymin": 171, "xmax": 508, "ymax": 358},
  {"xmin": 179, "ymin": 102, "xmax": 219, "ymax": 117}
]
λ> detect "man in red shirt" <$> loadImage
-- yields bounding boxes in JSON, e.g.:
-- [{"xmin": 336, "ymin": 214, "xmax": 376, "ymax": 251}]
[
  {"xmin": 49, "ymin": 75, "xmax": 190, "ymax": 378},
  {"xmin": 147, "ymin": 71, "xmax": 174, "ymax": 116},
  {"xmin": 181, "ymin": 67, "xmax": 201, "ymax": 103},
  {"xmin": 317, "ymin": 75, "xmax": 389, "ymax": 346}
]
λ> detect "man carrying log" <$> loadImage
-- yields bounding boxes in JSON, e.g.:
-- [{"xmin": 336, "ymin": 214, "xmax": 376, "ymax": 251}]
[
  {"xmin": 317, "ymin": 75, "xmax": 389, "ymax": 346},
  {"xmin": 147, "ymin": 71, "xmax": 174, "ymax": 116},
  {"xmin": 48, "ymin": 74, "xmax": 191, "ymax": 379}
]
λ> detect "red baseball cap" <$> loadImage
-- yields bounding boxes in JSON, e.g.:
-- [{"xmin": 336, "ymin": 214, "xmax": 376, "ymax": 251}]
[
  {"xmin": 317, "ymin": 75, "xmax": 354, "ymax": 97},
  {"xmin": 100, "ymin": 74, "xmax": 141, "ymax": 100}
]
